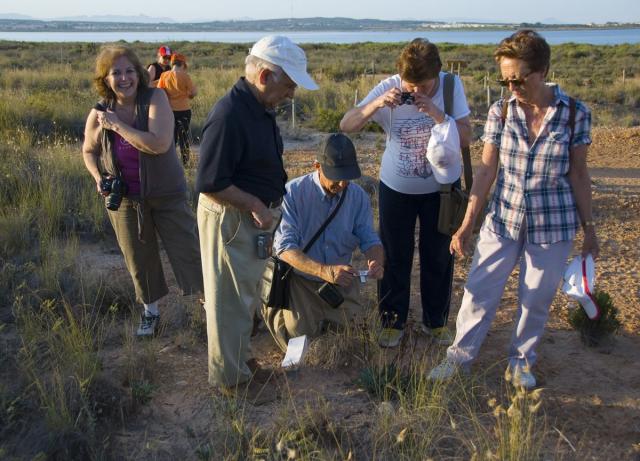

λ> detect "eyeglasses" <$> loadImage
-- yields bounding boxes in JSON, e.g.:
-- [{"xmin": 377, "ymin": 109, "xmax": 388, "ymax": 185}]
[{"xmin": 496, "ymin": 71, "xmax": 533, "ymax": 88}]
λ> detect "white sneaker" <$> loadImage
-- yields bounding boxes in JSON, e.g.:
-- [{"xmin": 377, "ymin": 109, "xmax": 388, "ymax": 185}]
[
  {"xmin": 136, "ymin": 314, "xmax": 159, "ymax": 337},
  {"xmin": 505, "ymin": 363, "xmax": 536, "ymax": 389},
  {"xmin": 427, "ymin": 359, "xmax": 458, "ymax": 381}
]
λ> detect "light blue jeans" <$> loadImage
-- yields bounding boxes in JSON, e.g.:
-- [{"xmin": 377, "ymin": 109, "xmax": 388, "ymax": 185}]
[{"xmin": 446, "ymin": 225, "xmax": 572, "ymax": 369}]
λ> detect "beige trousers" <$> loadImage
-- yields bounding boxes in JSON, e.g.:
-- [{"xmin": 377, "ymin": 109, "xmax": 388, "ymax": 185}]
[
  {"xmin": 197, "ymin": 194, "xmax": 280, "ymax": 387},
  {"xmin": 262, "ymin": 271, "xmax": 363, "ymax": 352},
  {"xmin": 107, "ymin": 194, "xmax": 203, "ymax": 304}
]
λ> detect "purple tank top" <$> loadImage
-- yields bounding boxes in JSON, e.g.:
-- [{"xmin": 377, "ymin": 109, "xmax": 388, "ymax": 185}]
[{"xmin": 113, "ymin": 132, "xmax": 141, "ymax": 196}]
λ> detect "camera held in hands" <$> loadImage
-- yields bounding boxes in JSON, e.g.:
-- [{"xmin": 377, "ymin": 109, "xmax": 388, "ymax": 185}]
[
  {"xmin": 101, "ymin": 176, "xmax": 128, "ymax": 211},
  {"xmin": 317, "ymin": 282, "xmax": 344, "ymax": 309},
  {"xmin": 400, "ymin": 92, "xmax": 415, "ymax": 105}
]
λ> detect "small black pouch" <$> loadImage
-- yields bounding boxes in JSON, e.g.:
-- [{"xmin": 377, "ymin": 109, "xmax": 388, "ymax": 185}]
[
  {"xmin": 259, "ymin": 256, "xmax": 291, "ymax": 310},
  {"xmin": 316, "ymin": 282, "xmax": 344, "ymax": 309}
]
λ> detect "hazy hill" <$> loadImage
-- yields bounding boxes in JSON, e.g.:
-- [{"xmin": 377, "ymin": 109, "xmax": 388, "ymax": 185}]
[{"xmin": 0, "ymin": 16, "xmax": 636, "ymax": 32}]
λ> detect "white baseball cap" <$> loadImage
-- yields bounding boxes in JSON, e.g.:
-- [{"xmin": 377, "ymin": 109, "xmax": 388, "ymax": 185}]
[
  {"xmin": 562, "ymin": 254, "xmax": 601, "ymax": 320},
  {"xmin": 426, "ymin": 117, "xmax": 462, "ymax": 184},
  {"xmin": 249, "ymin": 35, "xmax": 319, "ymax": 90}
]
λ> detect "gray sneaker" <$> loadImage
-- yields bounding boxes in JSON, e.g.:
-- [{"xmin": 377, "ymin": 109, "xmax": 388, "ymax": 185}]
[
  {"xmin": 136, "ymin": 314, "xmax": 159, "ymax": 337},
  {"xmin": 505, "ymin": 363, "xmax": 536, "ymax": 389},
  {"xmin": 427, "ymin": 359, "xmax": 458, "ymax": 381}
]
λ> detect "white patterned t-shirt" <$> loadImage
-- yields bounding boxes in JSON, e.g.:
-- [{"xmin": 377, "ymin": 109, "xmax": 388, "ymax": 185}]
[{"xmin": 358, "ymin": 72, "xmax": 470, "ymax": 194}]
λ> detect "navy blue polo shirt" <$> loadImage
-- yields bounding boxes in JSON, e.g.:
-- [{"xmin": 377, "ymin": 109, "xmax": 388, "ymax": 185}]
[{"xmin": 196, "ymin": 77, "xmax": 287, "ymax": 205}]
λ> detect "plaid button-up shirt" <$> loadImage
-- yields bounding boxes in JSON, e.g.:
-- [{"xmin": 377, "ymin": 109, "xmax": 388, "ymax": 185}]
[{"xmin": 482, "ymin": 85, "xmax": 592, "ymax": 244}]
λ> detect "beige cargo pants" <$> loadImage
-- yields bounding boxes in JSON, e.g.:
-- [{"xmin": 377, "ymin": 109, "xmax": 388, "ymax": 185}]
[
  {"xmin": 107, "ymin": 194, "xmax": 203, "ymax": 304},
  {"xmin": 197, "ymin": 193, "xmax": 280, "ymax": 387}
]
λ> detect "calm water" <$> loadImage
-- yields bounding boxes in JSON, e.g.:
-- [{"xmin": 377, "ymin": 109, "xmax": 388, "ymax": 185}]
[{"xmin": 0, "ymin": 28, "xmax": 639, "ymax": 45}]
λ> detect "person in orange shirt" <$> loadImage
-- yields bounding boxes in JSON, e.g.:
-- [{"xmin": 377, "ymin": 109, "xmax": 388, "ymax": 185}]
[{"xmin": 157, "ymin": 53, "xmax": 197, "ymax": 165}]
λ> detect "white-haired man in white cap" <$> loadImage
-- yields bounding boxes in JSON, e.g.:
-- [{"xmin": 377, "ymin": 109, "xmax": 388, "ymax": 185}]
[{"xmin": 195, "ymin": 36, "xmax": 317, "ymax": 404}]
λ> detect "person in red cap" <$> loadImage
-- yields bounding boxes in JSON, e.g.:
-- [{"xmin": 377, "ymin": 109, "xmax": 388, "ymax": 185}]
[
  {"xmin": 147, "ymin": 45, "xmax": 171, "ymax": 87},
  {"xmin": 157, "ymin": 53, "xmax": 197, "ymax": 165}
]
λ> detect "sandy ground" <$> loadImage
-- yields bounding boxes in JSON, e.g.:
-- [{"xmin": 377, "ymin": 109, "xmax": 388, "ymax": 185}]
[{"xmin": 85, "ymin": 126, "xmax": 639, "ymax": 459}]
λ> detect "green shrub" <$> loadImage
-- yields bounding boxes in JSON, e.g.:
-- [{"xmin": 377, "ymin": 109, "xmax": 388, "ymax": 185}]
[
  {"xmin": 313, "ymin": 107, "xmax": 344, "ymax": 132},
  {"xmin": 567, "ymin": 289, "xmax": 621, "ymax": 346}
]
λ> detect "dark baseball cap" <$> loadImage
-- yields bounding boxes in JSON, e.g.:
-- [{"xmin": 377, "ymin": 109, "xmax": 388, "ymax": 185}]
[{"xmin": 318, "ymin": 133, "xmax": 361, "ymax": 181}]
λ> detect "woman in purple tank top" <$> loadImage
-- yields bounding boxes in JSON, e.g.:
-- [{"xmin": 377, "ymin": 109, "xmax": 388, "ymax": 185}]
[{"xmin": 81, "ymin": 45, "xmax": 203, "ymax": 338}]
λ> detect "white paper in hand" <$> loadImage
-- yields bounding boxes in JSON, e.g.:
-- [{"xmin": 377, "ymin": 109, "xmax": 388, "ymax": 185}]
[{"xmin": 281, "ymin": 335, "xmax": 309, "ymax": 368}]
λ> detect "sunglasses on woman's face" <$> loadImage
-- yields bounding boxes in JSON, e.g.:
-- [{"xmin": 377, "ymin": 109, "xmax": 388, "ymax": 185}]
[{"xmin": 496, "ymin": 71, "xmax": 533, "ymax": 87}]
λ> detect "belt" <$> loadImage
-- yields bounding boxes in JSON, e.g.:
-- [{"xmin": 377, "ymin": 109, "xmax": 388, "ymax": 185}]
[{"xmin": 266, "ymin": 197, "xmax": 283, "ymax": 208}]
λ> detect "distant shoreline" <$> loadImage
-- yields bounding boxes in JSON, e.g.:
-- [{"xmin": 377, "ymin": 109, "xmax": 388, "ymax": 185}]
[{"xmin": 1, "ymin": 17, "xmax": 639, "ymax": 33}]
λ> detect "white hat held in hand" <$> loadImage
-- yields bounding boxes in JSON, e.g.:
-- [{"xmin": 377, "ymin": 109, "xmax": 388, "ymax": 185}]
[
  {"xmin": 249, "ymin": 35, "xmax": 319, "ymax": 90},
  {"xmin": 426, "ymin": 116, "xmax": 462, "ymax": 184},
  {"xmin": 562, "ymin": 254, "xmax": 601, "ymax": 320}
]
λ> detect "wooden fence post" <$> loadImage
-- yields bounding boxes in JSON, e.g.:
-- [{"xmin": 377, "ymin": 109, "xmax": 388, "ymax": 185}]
[
  {"xmin": 622, "ymin": 68, "xmax": 626, "ymax": 85},
  {"xmin": 487, "ymin": 87, "xmax": 491, "ymax": 108},
  {"xmin": 291, "ymin": 99, "xmax": 296, "ymax": 129},
  {"xmin": 354, "ymin": 89, "xmax": 358, "ymax": 106}
]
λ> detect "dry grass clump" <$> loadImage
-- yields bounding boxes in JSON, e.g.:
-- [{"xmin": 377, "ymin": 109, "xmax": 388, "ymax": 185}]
[
  {"xmin": 0, "ymin": 125, "xmax": 152, "ymax": 458},
  {"xmin": 13, "ymin": 298, "xmax": 107, "ymax": 458}
]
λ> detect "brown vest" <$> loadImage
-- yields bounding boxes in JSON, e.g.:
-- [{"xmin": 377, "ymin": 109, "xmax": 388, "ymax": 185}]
[{"xmin": 98, "ymin": 87, "xmax": 186, "ymax": 199}]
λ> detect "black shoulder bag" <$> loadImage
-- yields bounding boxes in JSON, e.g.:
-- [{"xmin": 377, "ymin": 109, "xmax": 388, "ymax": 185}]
[{"xmin": 259, "ymin": 187, "xmax": 347, "ymax": 310}]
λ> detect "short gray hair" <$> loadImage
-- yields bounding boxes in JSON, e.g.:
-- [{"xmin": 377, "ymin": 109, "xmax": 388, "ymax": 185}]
[{"xmin": 245, "ymin": 55, "xmax": 283, "ymax": 82}]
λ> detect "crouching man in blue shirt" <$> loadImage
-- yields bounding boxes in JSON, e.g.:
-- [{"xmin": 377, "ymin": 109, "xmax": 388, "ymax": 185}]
[{"xmin": 262, "ymin": 133, "xmax": 385, "ymax": 351}]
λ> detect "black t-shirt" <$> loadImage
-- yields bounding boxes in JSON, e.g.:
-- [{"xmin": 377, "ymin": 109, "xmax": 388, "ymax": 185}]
[
  {"xmin": 148, "ymin": 62, "xmax": 168, "ymax": 80},
  {"xmin": 196, "ymin": 77, "xmax": 287, "ymax": 205}
]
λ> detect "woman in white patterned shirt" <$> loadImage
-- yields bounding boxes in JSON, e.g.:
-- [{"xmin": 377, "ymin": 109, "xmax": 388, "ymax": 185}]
[{"xmin": 429, "ymin": 30, "xmax": 599, "ymax": 389}]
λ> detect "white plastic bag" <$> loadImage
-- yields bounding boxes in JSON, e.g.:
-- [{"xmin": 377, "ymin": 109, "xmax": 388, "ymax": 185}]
[{"xmin": 426, "ymin": 117, "xmax": 462, "ymax": 184}]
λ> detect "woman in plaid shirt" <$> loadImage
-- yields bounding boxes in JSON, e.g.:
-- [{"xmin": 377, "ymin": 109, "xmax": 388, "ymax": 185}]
[{"xmin": 429, "ymin": 30, "xmax": 600, "ymax": 388}]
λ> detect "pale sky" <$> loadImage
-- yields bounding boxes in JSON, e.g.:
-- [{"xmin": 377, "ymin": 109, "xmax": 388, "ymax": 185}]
[{"xmin": 4, "ymin": 0, "xmax": 640, "ymax": 23}]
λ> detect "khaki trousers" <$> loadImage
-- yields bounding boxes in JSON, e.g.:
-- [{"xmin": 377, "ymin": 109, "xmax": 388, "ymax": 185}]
[
  {"xmin": 107, "ymin": 194, "xmax": 203, "ymax": 304},
  {"xmin": 197, "ymin": 194, "xmax": 281, "ymax": 387},
  {"xmin": 262, "ymin": 271, "xmax": 363, "ymax": 352}
]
